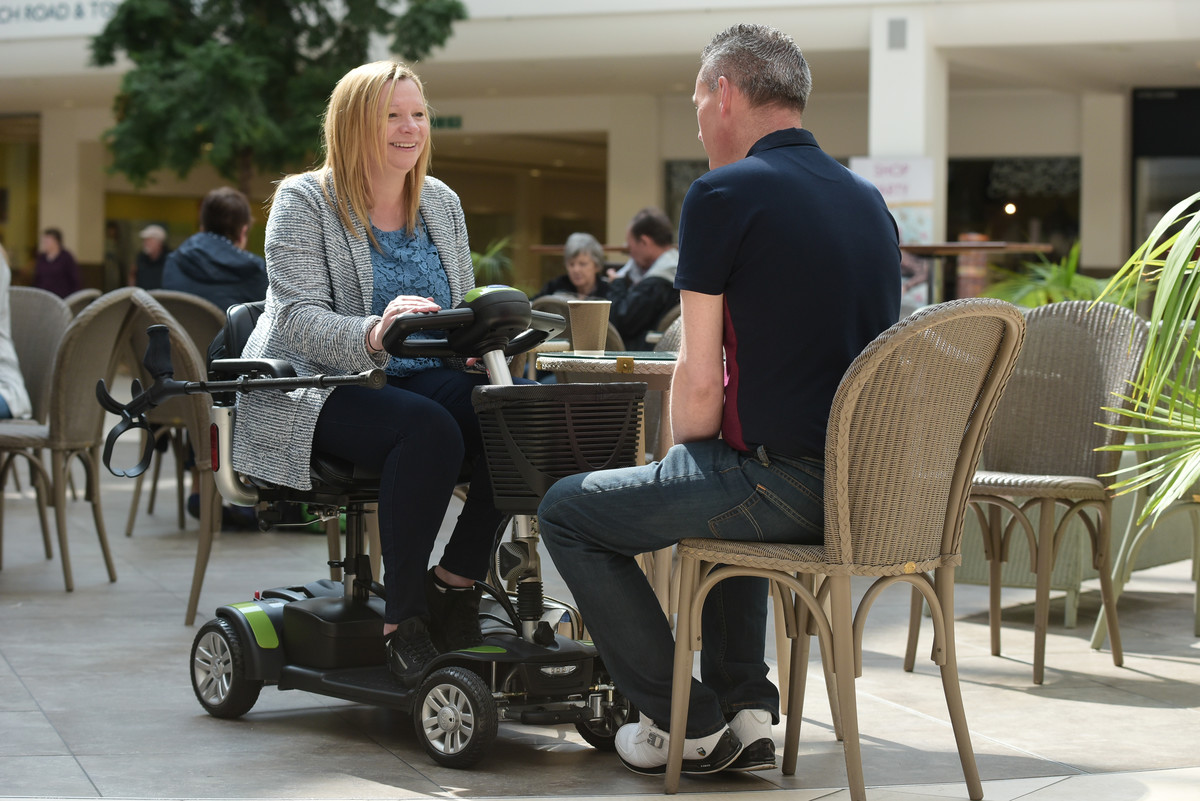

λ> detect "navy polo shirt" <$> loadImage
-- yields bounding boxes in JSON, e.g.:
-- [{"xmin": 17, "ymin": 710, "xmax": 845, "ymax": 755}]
[{"xmin": 675, "ymin": 128, "xmax": 901, "ymax": 458}]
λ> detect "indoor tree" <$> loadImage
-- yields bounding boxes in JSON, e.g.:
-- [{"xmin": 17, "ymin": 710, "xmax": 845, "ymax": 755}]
[{"xmin": 91, "ymin": 0, "xmax": 467, "ymax": 194}]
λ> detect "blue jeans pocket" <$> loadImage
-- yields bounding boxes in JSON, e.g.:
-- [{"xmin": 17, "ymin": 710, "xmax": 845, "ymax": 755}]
[{"xmin": 707, "ymin": 484, "xmax": 820, "ymax": 543}]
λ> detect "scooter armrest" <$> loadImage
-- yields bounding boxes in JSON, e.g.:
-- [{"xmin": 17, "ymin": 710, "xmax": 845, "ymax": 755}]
[{"xmin": 209, "ymin": 358, "xmax": 298, "ymax": 380}]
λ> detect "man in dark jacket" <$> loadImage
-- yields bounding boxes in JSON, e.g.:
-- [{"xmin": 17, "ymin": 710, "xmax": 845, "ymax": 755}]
[
  {"xmin": 606, "ymin": 207, "xmax": 680, "ymax": 349},
  {"xmin": 164, "ymin": 187, "xmax": 267, "ymax": 314}
]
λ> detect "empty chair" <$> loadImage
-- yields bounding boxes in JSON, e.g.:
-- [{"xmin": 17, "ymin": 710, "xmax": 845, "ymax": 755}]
[
  {"xmin": 63, "ymin": 287, "xmax": 101, "ymax": 317},
  {"xmin": 665, "ymin": 299, "xmax": 1026, "ymax": 800},
  {"xmin": 907, "ymin": 300, "xmax": 1147, "ymax": 685}
]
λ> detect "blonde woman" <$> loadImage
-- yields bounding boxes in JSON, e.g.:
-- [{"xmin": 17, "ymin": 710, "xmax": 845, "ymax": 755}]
[{"xmin": 233, "ymin": 61, "xmax": 524, "ymax": 687}]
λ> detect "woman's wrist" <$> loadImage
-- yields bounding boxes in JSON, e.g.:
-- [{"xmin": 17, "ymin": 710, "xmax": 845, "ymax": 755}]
[{"xmin": 366, "ymin": 320, "xmax": 383, "ymax": 353}]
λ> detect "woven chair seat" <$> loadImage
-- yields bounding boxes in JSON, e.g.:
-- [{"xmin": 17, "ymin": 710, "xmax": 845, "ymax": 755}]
[
  {"xmin": 973, "ymin": 470, "xmax": 1107, "ymax": 499},
  {"xmin": 0, "ymin": 422, "xmax": 50, "ymax": 449},
  {"xmin": 677, "ymin": 538, "xmax": 958, "ymax": 576}
]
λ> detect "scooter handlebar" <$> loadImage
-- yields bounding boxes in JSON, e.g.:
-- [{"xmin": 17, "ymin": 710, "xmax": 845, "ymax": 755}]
[
  {"xmin": 98, "ymin": 326, "xmax": 385, "ymax": 479},
  {"xmin": 381, "ymin": 307, "xmax": 475, "ymax": 358},
  {"xmin": 381, "ymin": 306, "xmax": 567, "ymax": 359}
]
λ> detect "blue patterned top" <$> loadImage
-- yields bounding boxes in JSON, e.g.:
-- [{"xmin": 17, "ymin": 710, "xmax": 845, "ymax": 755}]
[{"xmin": 371, "ymin": 221, "xmax": 450, "ymax": 377}]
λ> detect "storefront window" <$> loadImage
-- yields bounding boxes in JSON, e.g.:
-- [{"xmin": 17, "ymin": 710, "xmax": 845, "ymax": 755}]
[
  {"xmin": 947, "ymin": 157, "xmax": 1081, "ymax": 260},
  {"xmin": 0, "ymin": 116, "xmax": 41, "ymax": 282}
]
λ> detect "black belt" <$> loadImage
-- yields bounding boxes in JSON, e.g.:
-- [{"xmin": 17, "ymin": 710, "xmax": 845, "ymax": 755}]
[{"xmin": 742, "ymin": 444, "xmax": 823, "ymax": 467}]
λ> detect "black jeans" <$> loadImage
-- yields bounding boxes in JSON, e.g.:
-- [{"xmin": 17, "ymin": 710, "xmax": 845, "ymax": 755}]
[{"xmin": 313, "ymin": 367, "xmax": 525, "ymax": 623}]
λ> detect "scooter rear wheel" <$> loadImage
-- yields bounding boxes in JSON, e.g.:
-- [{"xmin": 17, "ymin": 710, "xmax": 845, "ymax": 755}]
[
  {"xmin": 414, "ymin": 666, "xmax": 497, "ymax": 768},
  {"xmin": 574, "ymin": 673, "xmax": 637, "ymax": 751},
  {"xmin": 191, "ymin": 618, "xmax": 263, "ymax": 719}
]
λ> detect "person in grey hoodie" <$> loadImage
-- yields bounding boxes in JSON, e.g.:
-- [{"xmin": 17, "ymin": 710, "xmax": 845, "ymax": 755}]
[
  {"xmin": 606, "ymin": 207, "xmax": 680, "ymax": 349},
  {"xmin": 163, "ymin": 187, "xmax": 267, "ymax": 314}
]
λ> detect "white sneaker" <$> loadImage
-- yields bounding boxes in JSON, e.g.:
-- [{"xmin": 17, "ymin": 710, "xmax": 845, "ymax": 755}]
[
  {"xmin": 614, "ymin": 717, "xmax": 743, "ymax": 776},
  {"xmin": 726, "ymin": 708, "xmax": 776, "ymax": 771}
]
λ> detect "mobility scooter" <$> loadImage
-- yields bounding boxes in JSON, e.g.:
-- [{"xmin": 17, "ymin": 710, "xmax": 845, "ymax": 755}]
[{"xmin": 99, "ymin": 286, "xmax": 645, "ymax": 768}]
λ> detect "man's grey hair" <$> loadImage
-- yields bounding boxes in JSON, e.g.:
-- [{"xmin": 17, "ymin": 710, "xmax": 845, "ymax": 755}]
[{"xmin": 699, "ymin": 24, "xmax": 811, "ymax": 113}]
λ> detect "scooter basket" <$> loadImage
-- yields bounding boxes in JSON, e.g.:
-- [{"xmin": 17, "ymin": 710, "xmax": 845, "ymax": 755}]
[{"xmin": 472, "ymin": 382, "xmax": 646, "ymax": 513}]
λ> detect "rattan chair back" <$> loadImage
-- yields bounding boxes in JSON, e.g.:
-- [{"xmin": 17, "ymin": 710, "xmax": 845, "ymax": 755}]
[
  {"xmin": 981, "ymin": 300, "xmax": 1147, "ymax": 481},
  {"xmin": 48, "ymin": 288, "xmax": 139, "ymax": 449},
  {"xmin": 9, "ymin": 287, "xmax": 72, "ymax": 423}
]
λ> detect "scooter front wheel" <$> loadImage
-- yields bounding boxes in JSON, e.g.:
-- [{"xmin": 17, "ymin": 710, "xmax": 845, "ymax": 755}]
[
  {"xmin": 191, "ymin": 618, "xmax": 263, "ymax": 719},
  {"xmin": 414, "ymin": 666, "xmax": 497, "ymax": 768}
]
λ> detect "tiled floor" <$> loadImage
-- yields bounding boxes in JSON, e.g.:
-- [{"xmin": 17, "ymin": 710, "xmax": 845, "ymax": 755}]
[{"xmin": 1, "ymin": 434, "xmax": 1198, "ymax": 800}]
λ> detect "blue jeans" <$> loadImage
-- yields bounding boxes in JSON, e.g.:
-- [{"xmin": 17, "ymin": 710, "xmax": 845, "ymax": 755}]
[{"xmin": 538, "ymin": 440, "xmax": 824, "ymax": 737}]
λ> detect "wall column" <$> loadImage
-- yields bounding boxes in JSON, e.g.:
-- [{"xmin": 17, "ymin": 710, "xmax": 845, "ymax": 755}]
[
  {"xmin": 867, "ymin": 9, "xmax": 948, "ymax": 242},
  {"xmin": 606, "ymin": 95, "xmax": 661, "ymax": 247},
  {"xmin": 1079, "ymin": 92, "xmax": 1130, "ymax": 272},
  {"xmin": 39, "ymin": 107, "xmax": 111, "ymax": 267}
]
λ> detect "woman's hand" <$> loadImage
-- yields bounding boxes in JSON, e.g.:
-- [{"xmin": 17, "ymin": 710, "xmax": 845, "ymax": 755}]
[{"xmin": 368, "ymin": 295, "xmax": 441, "ymax": 352}]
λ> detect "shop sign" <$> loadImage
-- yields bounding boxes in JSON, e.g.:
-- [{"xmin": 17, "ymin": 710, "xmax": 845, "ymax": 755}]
[
  {"xmin": 849, "ymin": 156, "xmax": 934, "ymax": 245},
  {"xmin": 0, "ymin": 1, "xmax": 116, "ymax": 39}
]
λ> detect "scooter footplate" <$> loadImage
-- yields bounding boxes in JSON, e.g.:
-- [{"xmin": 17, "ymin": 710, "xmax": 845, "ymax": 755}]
[{"xmin": 278, "ymin": 665, "xmax": 412, "ymax": 711}]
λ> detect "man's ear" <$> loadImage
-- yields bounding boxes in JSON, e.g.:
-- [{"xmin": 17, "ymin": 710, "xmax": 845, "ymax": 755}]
[{"xmin": 717, "ymin": 75, "xmax": 734, "ymax": 116}]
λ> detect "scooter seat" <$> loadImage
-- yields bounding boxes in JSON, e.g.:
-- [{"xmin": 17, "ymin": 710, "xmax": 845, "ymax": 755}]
[{"xmin": 310, "ymin": 452, "xmax": 381, "ymax": 495}]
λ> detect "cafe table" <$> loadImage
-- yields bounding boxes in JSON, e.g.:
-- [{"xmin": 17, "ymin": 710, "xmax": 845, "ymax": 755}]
[{"xmin": 536, "ymin": 350, "xmax": 678, "ymax": 613}]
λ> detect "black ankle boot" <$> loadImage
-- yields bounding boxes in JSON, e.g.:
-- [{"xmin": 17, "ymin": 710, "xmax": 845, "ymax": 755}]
[
  {"xmin": 425, "ymin": 568, "xmax": 484, "ymax": 652},
  {"xmin": 384, "ymin": 616, "xmax": 438, "ymax": 688}
]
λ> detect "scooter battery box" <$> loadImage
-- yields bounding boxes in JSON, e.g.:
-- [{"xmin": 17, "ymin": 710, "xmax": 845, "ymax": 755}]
[{"xmin": 283, "ymin": 596, "xmax": 385, "ymax": 669}]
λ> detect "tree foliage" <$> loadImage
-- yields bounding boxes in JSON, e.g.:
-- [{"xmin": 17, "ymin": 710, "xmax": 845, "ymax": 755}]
[{"xmin": 91, "ymin": 0, "xmax": 467, "ymax": 192}]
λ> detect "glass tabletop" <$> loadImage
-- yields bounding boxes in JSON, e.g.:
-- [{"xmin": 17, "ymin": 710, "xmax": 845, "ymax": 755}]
[{"xmin": 551, "ymin": 350, "xmax": 678, "ymax": 361}]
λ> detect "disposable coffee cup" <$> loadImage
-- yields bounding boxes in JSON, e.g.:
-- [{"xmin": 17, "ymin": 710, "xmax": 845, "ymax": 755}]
[{"xmin": 568, "ymin": 299, "xmax": 611, "ymax": 356}]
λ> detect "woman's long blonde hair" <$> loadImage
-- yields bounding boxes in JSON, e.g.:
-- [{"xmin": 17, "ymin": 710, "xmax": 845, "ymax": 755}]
[{"xmin": 316, "ymin": 60, "xmax": 432, "ymax": 244}]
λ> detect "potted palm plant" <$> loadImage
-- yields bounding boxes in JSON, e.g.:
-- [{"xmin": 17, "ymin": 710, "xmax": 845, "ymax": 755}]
[
  {"xmin": 471, "ymin": 237, "xmax": 513, "ymax": 287},
  {"xmin": 982, "ymin": 241, "xmax": 1135, "ymax": 308},
  {"xmin": 1097, "ymin": 189, "xmax": 1200, "ymax": 522}
]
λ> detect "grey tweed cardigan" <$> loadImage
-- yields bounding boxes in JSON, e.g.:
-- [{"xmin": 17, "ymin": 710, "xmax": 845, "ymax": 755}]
[{"xmin": 231, "ymin": 171, "xmax": 474, "ymax": 489}]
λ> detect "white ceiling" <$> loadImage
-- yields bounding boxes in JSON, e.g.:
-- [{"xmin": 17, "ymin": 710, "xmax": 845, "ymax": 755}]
[{"xmin": 1, "ymin": 38, "xmax": 1196, "ymax": 173}]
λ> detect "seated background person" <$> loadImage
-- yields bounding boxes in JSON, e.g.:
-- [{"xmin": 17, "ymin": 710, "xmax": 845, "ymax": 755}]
[
  {"xmin": 32, "ymin": 228, "xmax": 81, "ymax": 299},
  {"xmin": 539, "ymin": 23, "xmax": 901, "ymax": 776},
  {"xmin": 130, "ymin": 224, "xmax": 170, "ymax": 290},
  {"xmin": 534, "ymin": 232, "xmax": 609, "ymax": 300},
  {"xmin": 232, "ymin": 60, "xmax": 526, "ymax": 688},
  {"xmin": 606, "ymin": 207, "xmax": 680, "ymax": 349},
  {"xmin": 165, "ymin": 185, "xmax": 268, "ymax": 528},
  {"xmin": 164, "ymin": 186, "xmax": 268, "ymax": 312}
]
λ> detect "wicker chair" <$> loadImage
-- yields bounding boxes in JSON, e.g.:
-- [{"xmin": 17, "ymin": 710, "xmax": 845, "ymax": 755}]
[
  {"xmin": 0, "ymin": 288, "xmax": 139, "ymax": 590},
  {"xmin": 9, "ymin": 287, "xmax": 73, "ymax": 425},
  {"xmin": 124, "ymin": 290, "xmax": 226, "ymax": 535},
  {"xmin": 122, "ymin": 290, "xmax": 220, "ymax": 624},
  {"xmin": 0, "ymin": 287, "xmax": 72, "ymax": 565},
  {"xmin": 665, "ymin": 299, "xmax": 1026, "ymax": 800},
  {"xmin": 63, "ymin": 287, "xmax": 101, "ymax": 317},
  {"xmin": 906, "ymin": 300, "xmax": 1147, "ymax": 685}
]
